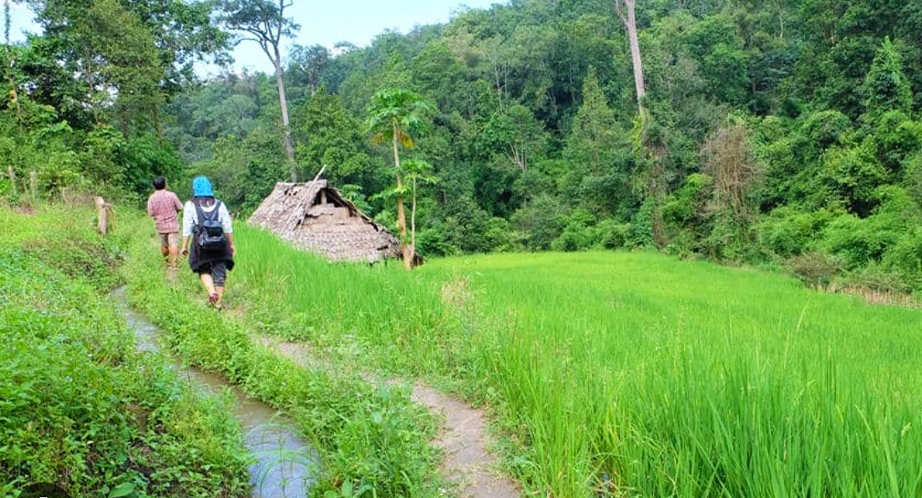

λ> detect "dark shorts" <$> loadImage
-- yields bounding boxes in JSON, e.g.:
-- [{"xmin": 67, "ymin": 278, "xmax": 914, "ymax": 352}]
[{"xmin": 196, "ymin": 261, "xmax": 228, "ymax": 286}]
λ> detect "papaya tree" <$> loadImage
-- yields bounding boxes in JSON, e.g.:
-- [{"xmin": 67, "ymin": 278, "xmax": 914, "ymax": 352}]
[{"xmin": 364, "ymin": 88, "xmax": 434, "ymax": 269}]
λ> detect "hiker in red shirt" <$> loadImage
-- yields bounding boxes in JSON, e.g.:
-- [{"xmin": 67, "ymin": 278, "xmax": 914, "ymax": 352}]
[{"xmin": 147, "ymin": 176, "xmax": 184, "ymax": 270}]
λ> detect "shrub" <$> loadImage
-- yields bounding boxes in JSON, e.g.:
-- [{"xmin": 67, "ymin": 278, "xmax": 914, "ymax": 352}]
[
  {"xmin": 551, "ymin": 210, "xmax": 596, "ymax": 252},
  {"xmin": 881, "ymin": 228, "xmax": 922, "ymax": 291},
  {"xmin": 757, "ymin": 207, "xmax": 833, "ymax": 257},
  {"xmin": 511, "ymin": 194, "xmax": 567, "ymax": 251},
  {"xmin": 821, "ymin": 213, "xmax": 898, "ymax": 268},
  {"xmin": 594, "ymin": 219, "xmax": 631, "ymax": 249},
  {"xmin": 629, "ymin": 198, "xmax": 657, "ymax": 248},
  {"xmin": 789, "ymin": 251, "xmax": 843, "ymax": 289}
]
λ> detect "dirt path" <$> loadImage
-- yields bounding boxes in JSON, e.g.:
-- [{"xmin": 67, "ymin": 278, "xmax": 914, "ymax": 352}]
[{"xmin": 261, "ymin": 338, "xmax": 520, "ymax": 498}]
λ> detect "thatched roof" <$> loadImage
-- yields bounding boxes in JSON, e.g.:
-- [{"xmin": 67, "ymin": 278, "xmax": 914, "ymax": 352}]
[{"xmin": 247, "ymin": 181, "xmax": 401, "ymax": 262}]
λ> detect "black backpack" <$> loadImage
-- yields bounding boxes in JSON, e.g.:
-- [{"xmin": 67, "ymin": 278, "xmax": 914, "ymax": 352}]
[{"xmin": 194, "ymin": 201, "xmax": 228, "ymax": 253}]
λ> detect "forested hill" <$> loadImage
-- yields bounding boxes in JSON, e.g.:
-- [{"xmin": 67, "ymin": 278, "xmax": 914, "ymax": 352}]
[{"xmin": 3, "ymin": 0, "xmax": 922, "ymax": 293}]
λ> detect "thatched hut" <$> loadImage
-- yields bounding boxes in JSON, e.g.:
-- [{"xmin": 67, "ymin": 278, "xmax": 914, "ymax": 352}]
[{"xmin": 247, "ymin": 181, "xmax": 401, "ymax": 263}]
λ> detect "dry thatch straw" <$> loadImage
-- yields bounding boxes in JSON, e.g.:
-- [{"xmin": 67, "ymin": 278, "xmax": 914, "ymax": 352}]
[{"xmin": 248, "ymin": 181, "xmax": 401, "ymax": 263}]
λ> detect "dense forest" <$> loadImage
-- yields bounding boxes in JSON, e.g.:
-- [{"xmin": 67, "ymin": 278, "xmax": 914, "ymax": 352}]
[{"xmin": 3, "ymin": 0, "xmax": 922, "ymax": 293}]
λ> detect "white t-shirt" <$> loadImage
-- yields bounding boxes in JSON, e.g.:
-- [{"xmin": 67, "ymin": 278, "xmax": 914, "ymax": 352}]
[{"xmin": 181, "ymin": 200, "xmax": 233, "ymax": 237}]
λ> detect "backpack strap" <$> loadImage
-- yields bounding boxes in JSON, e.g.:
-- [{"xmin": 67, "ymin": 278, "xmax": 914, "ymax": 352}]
[
  {"xmin": 193, "ymin": 202, "xmax": 206, "ymax": 231},
  {"xmin": 193, "ymin": 200, "xmax": 222, "ymax": 227}
]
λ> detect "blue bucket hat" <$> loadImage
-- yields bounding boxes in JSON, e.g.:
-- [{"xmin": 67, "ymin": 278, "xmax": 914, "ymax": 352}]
[{"xmin": 192, "ymin": 176, "xmax": 214, "ymax": 197}]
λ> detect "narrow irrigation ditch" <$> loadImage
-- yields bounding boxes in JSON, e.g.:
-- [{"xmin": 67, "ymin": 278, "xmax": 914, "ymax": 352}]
[{"xmin": 114, "ymin": 287, "xmax": 315, "ymax": 497}]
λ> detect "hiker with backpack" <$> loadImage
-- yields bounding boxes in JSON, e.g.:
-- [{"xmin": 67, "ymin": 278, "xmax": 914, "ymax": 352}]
[{"xmin": 180, "ymin": 176, "xmax": 236, "ymax": 309}]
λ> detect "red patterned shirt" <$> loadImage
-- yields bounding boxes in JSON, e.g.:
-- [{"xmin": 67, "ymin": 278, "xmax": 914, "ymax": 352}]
[{"xmin": 147, "ymin": 190, "xmax": 184, "ymax": 234}]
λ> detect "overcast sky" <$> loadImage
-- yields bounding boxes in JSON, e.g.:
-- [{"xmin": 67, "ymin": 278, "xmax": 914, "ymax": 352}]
[{"xmin": 8, "ymin": 1, "xmax": 506, "ymax": 76}]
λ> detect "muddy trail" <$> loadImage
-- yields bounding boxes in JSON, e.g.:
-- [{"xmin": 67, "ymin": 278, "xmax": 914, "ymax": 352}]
[{"xmin": 264, "ymin": 338, "xmax": 521, "ymax": 498}]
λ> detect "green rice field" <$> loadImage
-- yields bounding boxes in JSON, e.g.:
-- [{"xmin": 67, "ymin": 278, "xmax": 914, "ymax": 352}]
[{"xmin": 233, "ymin": 224, "xmax": 922, "ymax": 497}]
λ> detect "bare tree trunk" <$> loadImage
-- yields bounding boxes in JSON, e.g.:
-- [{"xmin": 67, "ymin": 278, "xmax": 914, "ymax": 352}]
[
  {"xmin": 4, "ymin": 0, "xmax": 20, "ymax": 118},
  {"xmin": 615, "ymin": 0, "xmax": 646, "ymax": 111},
  {"xmin": 7, "ymin": 165, "xmax": 16, "ymax": 194},
  {"xmin": 273, "ymin": 45, "xmax": 297, "ymax": 181}
]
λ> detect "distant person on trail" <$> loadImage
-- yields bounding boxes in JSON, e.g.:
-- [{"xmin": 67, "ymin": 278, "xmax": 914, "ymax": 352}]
[
  {"xmin": 180, "ymin": 176, "xmax": 236, "ymax": 309},
  {"xmin": 147, "ymin": 176, "xmax": 184, "ymax": 270}
]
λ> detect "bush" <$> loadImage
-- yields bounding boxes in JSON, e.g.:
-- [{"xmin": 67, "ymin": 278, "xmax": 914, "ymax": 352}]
[
  {"xmin": 629, "ymin": 198, "xmax": 657, "ymax": 249},
  {"xmin": 881, "ymin": 228, "xmax": 922, "ymax": 291},
  {"xmin": 511, "ymin": 194, "xmax": 567, "ymax": 251},
  {"xmin": 595, "ymin": 219, "xmax": 631, "ymax": 249},
  {"xmin": 904, "ymin": 151, "xmax": 922, "ymax": 206},
  {"xmin": 757, "ymin": 207, "xmax": 833, "ymax": 257},
  {"xmin": 789, "ymin": 251, "xmax": 843, "ymax": 289},
  {"xmin": 820, "ymin": 213, "xmax": 898, "ymax": 268},
  {"xmin": 551, "ymin": 210, "xmax": 596, "ymax": 252}
]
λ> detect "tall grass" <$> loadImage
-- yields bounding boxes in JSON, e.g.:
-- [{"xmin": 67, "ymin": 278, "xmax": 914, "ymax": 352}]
[
  {"xmin": 233, "ymin": 225, "xmax": 452, "ymax": 376},
  {"xmin": 233, "ymin": 233, "xmax": 922, "ymax": 497}
]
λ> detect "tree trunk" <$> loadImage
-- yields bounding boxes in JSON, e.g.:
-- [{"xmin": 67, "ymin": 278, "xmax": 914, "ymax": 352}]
[
  {"xmin": 391, "ymin": 124, "xmax": 412, "ymax": 269},
  {"xmin": 616, "ymin": 0, "xmax": 646, "ymax": 111},
  {"xmin": 4, "ymin": 0, "xmax": 20, "ymax": 118},
  {"xmin": 273, "ymin": 46, "xmax": 297, "ymax": 181},
  {"xmin": 7, "ymin": 165, "xmax": 16, "ymax": 194}
]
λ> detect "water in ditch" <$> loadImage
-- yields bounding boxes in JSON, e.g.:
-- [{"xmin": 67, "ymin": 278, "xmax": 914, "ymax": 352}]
[{"xmin": 114, "ymin": 287, "xmax": 315, "ymax": 497}]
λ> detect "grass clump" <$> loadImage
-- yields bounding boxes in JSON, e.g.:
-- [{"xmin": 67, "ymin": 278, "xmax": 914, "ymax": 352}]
[{"xmin": 0, "ymin": 205, "xmax": 251, "ymax": 497}]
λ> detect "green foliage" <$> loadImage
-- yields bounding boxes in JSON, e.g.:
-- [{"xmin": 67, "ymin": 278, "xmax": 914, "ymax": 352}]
[
  {"xmin": 0, "ymin": 101, "xmax": 80, "ymax": 200},
  {"xmin": 198, "ymin": 130, "xmax": 288, "ymax": 214},
  {"xmin": 550, "ymin": 210, "xmax": 633, "ymax": 252},
  {"xmin": 630, "ymin": 197, "xmax": 657, "ymax": 248},
  {"xmin": 292, "ymin": 88, "xmax": 371, "ymax": 185},
  {"xmin": 550, "ymin": 209, "xmax": 596, "ymax": 252},
  {"xmin": 905, "ymin": 151, "xmax": 922, "ymax": 205},
  {"xmin": 562, "ymin": 67, "xmax": 632, "ymax": 218},
  {"xmin": 364, "ymin": 88, "xmax": 435, "ymax": 149},
  {"xmin": 119, "ymin": 134, "xmax": 185, "ymax": 198},
  {"xmin": 682, "ymin": 13, "xmax": 751, "ymax": 105},
  {"xmin": 757, "ymin": 207, "xmax": 833, "ymax": 257},
  {"xmin": 860, "ymin": 37, "xmax": 913, "ymax": 119},
  {"xmin": 821, "ymin": 138, "xmax": 887, "ymax": 216},
  {"xmin": 511, "ymin": 194, "xmax": 567, "ymax": 251},
  {"xmin": 820, "ymin": 214, "xmax": 894, "ymax": 269},
  {"xmin": 662, "ymin": 173, "xmax": 712, "ymax": 225},
  {"xmin": 0, "ymin": 206, "xmax": 250, "ymax": 496},
  {"xmin": 869, "ymin": 111, "xmax": 922, "ymax": 174},
  {"xmin": 80, "ymin": 125, "xmax": 129, "ymax": 196}
]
